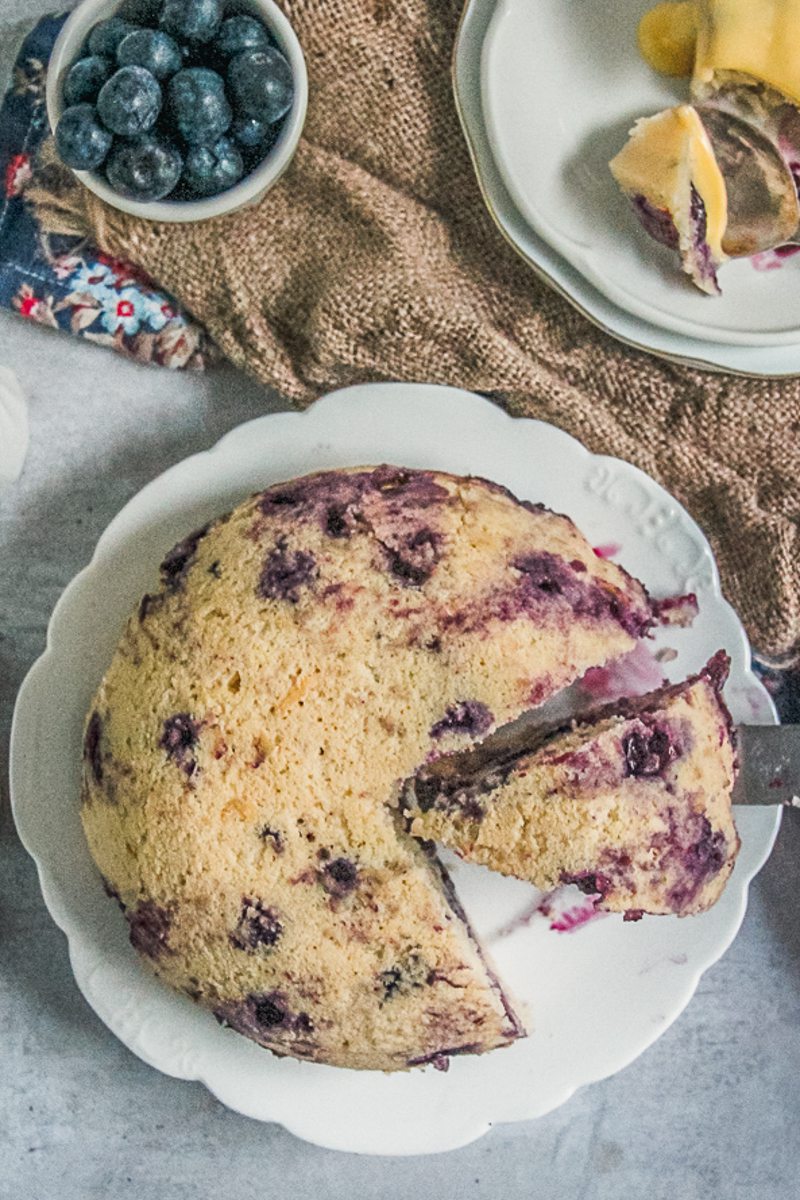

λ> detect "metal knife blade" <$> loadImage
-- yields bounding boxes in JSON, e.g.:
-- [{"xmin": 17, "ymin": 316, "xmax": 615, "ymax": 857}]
[{"xmin": 734, "ymin": 726, "xmax": 800, "ymax": 807}]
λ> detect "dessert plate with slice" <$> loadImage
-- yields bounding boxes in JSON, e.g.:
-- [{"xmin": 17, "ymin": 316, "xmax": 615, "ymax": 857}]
[
  {"xmin": 10, "ymin": 383, "xmax": 780, "ymax": 1155},
  {"xmin": 482, "ymin": 0, "xmax": 800, "ymax": 345},
  {"xmin": 455, "ymin": 0, "xmax": 800, "ymax": 372}
]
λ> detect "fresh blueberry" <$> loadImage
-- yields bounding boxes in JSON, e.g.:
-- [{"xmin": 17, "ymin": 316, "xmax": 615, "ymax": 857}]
[
  {"xmin": 87, "ymin": 16, "xmax": 137, "ymax": 58},
  {"xmin": 167, "ymin": 67, "xmax": 231, "ymax": 145},
  {"xmin": 97, "ymin": 66, "xmax": 162, "ymax": 137},
  {"xmin": 231, "ymin": 114, "xmax": 274, "ymax": 150},
  {"xmin": 105, "ymin": 136, "xmax": 183, "ymax": 201},
  {"xmin": 55, "ymin": 104, "xmax": 113, "ymax": 170},
  {"xmin": 182, "ymin": 135, "xmax": 243, "ymax": 196},
  {"xmin": 63, "ymin": 55, "xmax": 113, "ymax": 106},
  {"xmin": 117, "ymin": 29, "xmax": 183, "ymax": 80},
  {"xmin": 227, "ymin": 47, "xmax": 293, "ymax": 123},
  {"xmin": 159, "ymin": 0, "xmax": 223, "ymax": 44},
  {"xmin": 215, "ymin": 14, "xmax": 271, "ymax": 58}
]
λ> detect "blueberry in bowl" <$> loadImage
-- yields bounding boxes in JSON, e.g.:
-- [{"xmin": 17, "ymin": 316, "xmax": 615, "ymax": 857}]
[
  {"xmin": 167, "ymin": 66, "xmax": 232, "ymax": 145},
  {"xmin": 106, "ymin": 135, "xmax": 183, "ymax": 200},
  {"xmin": 63, "ymin": 54, "xmax": 114, "ymax": 105},
  {"xmin": 46, "ymin": 0, "xmax": 308, "ymax": 221},
  {"xmin": 215, "ymin": 14, "xmax": 271, "ymax": 57},
  {"xmin": 181, "ymin": 135, "xmax": 243, "ymax": 196},
  {"xmin": 159, "ymin": 0, "xmax": 223, "ymax": 44},
  {"xmin": 116, "ymin": 29, "xmax": 183, "ymax": 79},
  {"xmin": 88, "ymin": 15, "xmax": 138, "ymax": 57},
  {"xmin": 97, "ymin": 64, "xmax": 163, "ymax": 136},
  {"xmin": 55, "ymin": 103, "xmax": 114, "ymax": 170},
  {"xmin": 228, "ymin": 45, "xmax": 293, "ymax": 123}
]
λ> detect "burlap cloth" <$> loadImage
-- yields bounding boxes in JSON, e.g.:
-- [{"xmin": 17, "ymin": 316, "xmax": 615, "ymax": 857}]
[{"xmin": 32, "ymin": 0, "xmax": 800, "ymax": 661}]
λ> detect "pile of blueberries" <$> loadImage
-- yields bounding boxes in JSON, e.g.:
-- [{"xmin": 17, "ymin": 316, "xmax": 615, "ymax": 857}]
[{"xmin": 55, "ymin": 0, "xmax": 294, "ymax": 203}]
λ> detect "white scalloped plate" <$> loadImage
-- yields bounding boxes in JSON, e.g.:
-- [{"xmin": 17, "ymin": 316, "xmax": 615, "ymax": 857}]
[
  {"xmin": 10, "ymin": 384, "xmax": 780, "ymax": 1156},
  {"xmin": 482, "ymin": 0, "xmax": 800, "ymax": 347}
]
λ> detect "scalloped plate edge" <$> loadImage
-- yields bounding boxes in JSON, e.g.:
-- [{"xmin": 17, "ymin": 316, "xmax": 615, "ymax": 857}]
[{"xmin": 10, "ymin": 383, "xmax": 781, "ymax": 1155}]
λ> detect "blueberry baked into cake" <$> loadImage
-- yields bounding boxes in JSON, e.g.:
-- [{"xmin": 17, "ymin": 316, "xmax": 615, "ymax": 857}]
[
  {"xmin": 81, "ymin": 466, "xmax": 738, "ymax": 1071},
  {"xmin": 406, "ymin": 652, "xmax": 738, "ymax": 919}
]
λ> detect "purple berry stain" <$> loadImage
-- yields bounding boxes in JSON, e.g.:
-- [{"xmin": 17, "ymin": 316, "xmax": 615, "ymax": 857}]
[
  {"xmin": 259, "ymin": 825, "xmax": 284, "ymax": 852},
  {"xmin": 407, "ymin": 1044, "xmax": 481, "ymax": 1070},
  {"xmin": 253, "ymin": 995, "xmax": 289, "ymax": 1026},
  {"xmin": 230, "ymin": 897, "xmax": 283, "ymax": 952},
  {"xmin": 666, "ymin": 816, "xmax": 728, "ymax": 910},
  {"xmin": 84, "ymin": 710, "xmax": 104, "ymax": 784},
  {"xmin": 378, "ymin": 953, "xmax": 429, "ymax": 1001},
  {"xmin": 622, "ymin": 721, "xmax": 680, "ymax": 778},
  {"xmin": 381, "ymin": 527, "xmax": 442, "ymax": 587},
  {"xmin": 430, "ymin": 700, "xmax": 493, "ymax": 740},
  {"xmin": 320, "ymin": 857, "xmax": 359, "ymax": 896},
  {"xmin": 213, "ymin": 992, "xmax": 315, "ymax": 1046},
  {"xmin": 160, "ymin": 713, "xmax": 200, "ymax": 777},
  {"xmin": 561, "ymin": 871, "xmax": 611, "ymax": 897},
  {"xmin": 127, "ymin": 900, "xmax": 173, "ymax": 959},
  {"xmin": 258, "ymin": 536, "xmax": 317, "ymax": 603},
  {"xmin": 325, "ymin": 504, "xmax": 351, "ymax": 538},
  {"xmin": 160, "ymin": 522, "xmax": 210, "ymax": 590},
  {"xmin": 631, "ymin": 193, "xmax": 679, "ymax": 248},
  {"xmin": 513, "ymin": 551, "xmax": 648, "ymax": 638}
]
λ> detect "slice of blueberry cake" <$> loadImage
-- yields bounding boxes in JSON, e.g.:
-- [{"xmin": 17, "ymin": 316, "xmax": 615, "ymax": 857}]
[
  {"xmin": 81, "ymin": 465, "xmax": 654, "ymax": 1071},
  {"xmin": 610, "ymin": 105, "xmax": 729, "ymax": 294},
  {"xmin": 406, "ymin": 653, "xmax": 739, "ymax": 918}
]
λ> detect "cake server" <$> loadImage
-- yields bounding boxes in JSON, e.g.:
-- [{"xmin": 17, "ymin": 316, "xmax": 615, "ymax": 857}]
[
  {"xmin": 405, "ymin": 720, "xmax": 800, "ymax": 808},
  {"xmin": 734, "ymin": 725, "xmax": 800, "ymax": 807}
]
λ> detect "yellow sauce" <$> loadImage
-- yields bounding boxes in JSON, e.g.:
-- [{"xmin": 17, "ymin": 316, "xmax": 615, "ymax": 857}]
[
  {"xmin": 638, "ymin": 2, "xmax": 698, "ymax": 76},
  {"xmin": 694, "ymin": 0, "xmax": 800, "ymax": 104},
  {"xmin": 610, "ymin": 106, "xmax": 728, "ymax": 260}
]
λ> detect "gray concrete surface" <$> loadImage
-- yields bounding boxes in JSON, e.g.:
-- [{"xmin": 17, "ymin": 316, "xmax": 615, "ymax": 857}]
[
  {"xmin": 1, "ymin": 4, "xmax": 800, "ymax": 1193},
  {"xmin": 2, "ymin": 298, "xmax": 800, "ymax": 1200}
]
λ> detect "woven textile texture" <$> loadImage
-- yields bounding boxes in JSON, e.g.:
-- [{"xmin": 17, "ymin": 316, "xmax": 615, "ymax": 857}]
[{"xmin": 24, "ymin": 0, "xmax": 800, "ymax": 660}]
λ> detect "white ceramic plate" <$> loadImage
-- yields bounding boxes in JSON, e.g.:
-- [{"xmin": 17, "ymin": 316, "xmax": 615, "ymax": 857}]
[
  {"xmin": 455, "ymin": 0, "xmax": 800, "ymax": 372},
  {"xmin": 483, "ymin": 0, "xmax": 800, "ymax": 346},
  {"xmin": 10, "ymin": 383, "xmax": 780, "ymax": 1156}
]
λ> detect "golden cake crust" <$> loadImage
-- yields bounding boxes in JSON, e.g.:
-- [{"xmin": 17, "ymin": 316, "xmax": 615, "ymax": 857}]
[{"xmin": 81, "ymin": 465, "xmax": 653, "ymax": 1071}]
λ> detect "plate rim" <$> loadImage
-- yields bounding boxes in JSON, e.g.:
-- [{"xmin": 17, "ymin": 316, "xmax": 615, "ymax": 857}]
[
  {"xmin": 9, "ymin": 382, "xmax": 782, "ymax": 1155},
  {"xmin": 452, "ymin": 0, "xmax": 800, "ymax": 376}
]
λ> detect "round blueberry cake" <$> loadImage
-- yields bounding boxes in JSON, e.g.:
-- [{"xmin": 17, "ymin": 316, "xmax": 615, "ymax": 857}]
[
  {"xmin": 80, "ymin": 464, "xmax": 655, "ymax": 1071},
  {"xmin": 406, "ymin": 652, "xmax": 739, "ymax": 918}
]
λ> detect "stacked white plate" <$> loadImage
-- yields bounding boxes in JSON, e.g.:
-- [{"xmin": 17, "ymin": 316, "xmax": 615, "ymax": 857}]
[{"xmin": 454, "ymin": 0, "xmax": 800, "ymax": 375}]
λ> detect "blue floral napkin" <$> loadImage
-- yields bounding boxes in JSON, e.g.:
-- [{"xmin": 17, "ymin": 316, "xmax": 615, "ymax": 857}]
[{"xmin": 0, "ymin": 14, "xmax": 211, "ymax": 369}]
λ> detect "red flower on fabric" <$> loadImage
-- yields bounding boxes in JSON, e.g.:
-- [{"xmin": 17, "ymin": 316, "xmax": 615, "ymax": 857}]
[
  {"xmin": 95, "ymin": 251, "xmax": 154, "ymax": 289},
  {"xmin": 5, "ymin": 152, "xmax": 32, "ymax": 197}
]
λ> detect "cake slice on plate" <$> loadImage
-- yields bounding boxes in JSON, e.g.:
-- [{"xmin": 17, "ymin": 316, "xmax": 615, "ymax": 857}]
[
  {"xmin": 610, "ymin": 105, "xmax": 729, "ymax": 294},
  {"xmin": 406, "ymin": 652, "xmax": 739, "ymax": 918}
]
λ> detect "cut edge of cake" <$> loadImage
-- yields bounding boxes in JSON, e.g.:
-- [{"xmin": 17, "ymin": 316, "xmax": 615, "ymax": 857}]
[{"xmin": 405, "ymin": 651, "xmax": 739, "ymax": 919}]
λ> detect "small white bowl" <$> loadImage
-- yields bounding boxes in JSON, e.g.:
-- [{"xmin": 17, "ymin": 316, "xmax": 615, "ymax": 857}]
[{"xmin": 46, "ymin": 0, "xmax": 308, "ymax": 222}]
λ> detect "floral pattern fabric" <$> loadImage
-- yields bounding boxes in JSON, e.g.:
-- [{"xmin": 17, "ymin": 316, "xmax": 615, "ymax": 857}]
[{"xmin": 0, "ymin": 14, "xmax": 211, "ymax": 370}]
